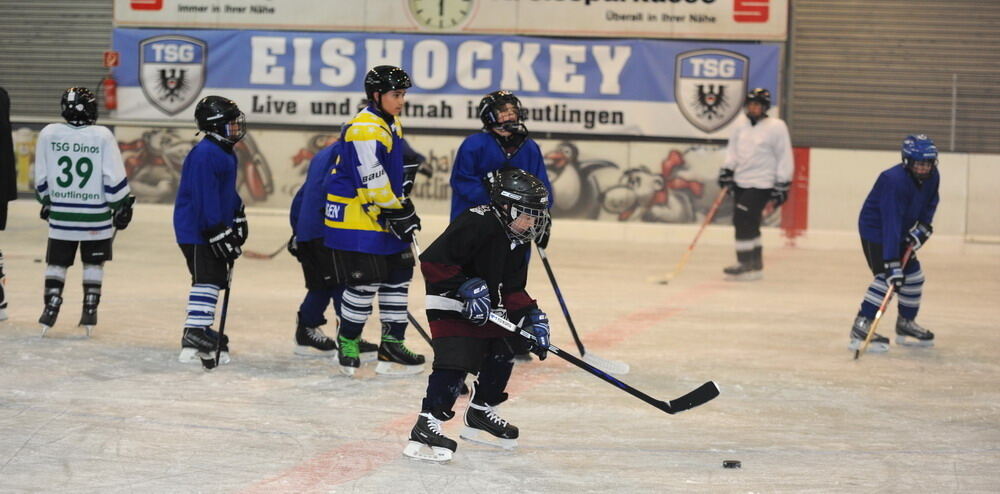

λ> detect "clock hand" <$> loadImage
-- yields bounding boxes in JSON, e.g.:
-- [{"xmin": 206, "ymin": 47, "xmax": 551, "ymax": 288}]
[{"xmin": 439, "ymin": 0, "xmax": 444, "ymax": 16}]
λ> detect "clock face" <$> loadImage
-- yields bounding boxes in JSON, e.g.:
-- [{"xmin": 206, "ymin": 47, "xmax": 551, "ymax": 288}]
[{"xmin": 408, "ymin": 0, "xmax": 473, "ymax": 30}]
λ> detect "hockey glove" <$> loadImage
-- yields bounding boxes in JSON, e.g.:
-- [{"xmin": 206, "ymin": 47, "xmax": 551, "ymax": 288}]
[
  {"xmin": 113, "ymin": 195, "xmax": 136, "ymax": 230},
  {"xmin": 717, "ymin": 168, "xmax": 735, "ymax": 190},
  {"xmin": 523, "ymin": 308, "xmax": 550, "ymax": 361},
  {"xmin": 39, "ymin": 204, "xmax": 51, "ymax": 221},
  {"xmin": 205, "ymin": 225, "xmax": 243, "ymax": 261},
  {"xmin": 401, "ymin": 148, "xmax": 426, "ymax": 197},
  {"xmin": 905, "ymin": 221, "xmax": 933, "ymax": 251},
  {"xmin": 381, "ymin": 200, "xmax": 421, "ymax": 242},
  {"xmin": 233, "ymin": 204, "xmax": 249, "ymax": 246},
  {"xmin": 535, "ymin": 217, "xmax": 552, "ymax": 249},
  {"xmin": 883, "ymin": 260, "xmax": 904, "ymax": 288},
  {"xmin": 286, "ymin": 234, "xmax": 300, "ymax": 259},
  {"xmin": 770, "ymin": 182, "xmax": 791, "ymax": 207},
  {"xmin": 457, "ymin": 277, "xmax": 490, "ymax": 326}
]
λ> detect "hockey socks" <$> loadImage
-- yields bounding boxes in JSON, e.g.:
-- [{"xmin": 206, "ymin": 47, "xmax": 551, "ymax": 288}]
[{"xmin": 184, "ymin": 284, "xmax": 220, "ymax": 328}]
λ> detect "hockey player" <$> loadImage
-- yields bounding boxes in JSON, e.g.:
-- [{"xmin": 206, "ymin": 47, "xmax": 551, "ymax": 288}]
[
  {"xmin": 324, "ymin": 65, "xmax": 425, "ymax": 376},
  {"xmin": 173, "ymin": 96, "xmax": 248, "ymax": 366},
  {"xmin": 33, "ymin": 87, "xmax": 134, "ymax": 336},
  {"xmin": 717, "ymin": 88, "xmax": 793, "ymax": 280},
  {"xmin": 0, "ymin": 86, "xmax": 15, "ymax": 321},
  {"xmin": 849, "ymin": 134, "xmax": 940, "ymax": 353},
  {"xmin": 403, "ymin": 167, "xmax": 551, "ymax": 463},
  {"xmin": 449, "ymin": 90, "xmax": 553, "ymax": 361}
]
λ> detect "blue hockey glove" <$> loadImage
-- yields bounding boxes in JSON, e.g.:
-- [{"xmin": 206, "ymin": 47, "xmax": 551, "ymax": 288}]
[
  {"xmin": 905, "ymin": 221, "xmax": 932, "ymax": 251},
  {"xmin": 457, "ymin": 277, "xmax": 490, "ymax": 326},
  {"xmin": 233, "ymin": 204, "xmax": 249, "ymax": 246},
  {"xmin": 523, "ymin": 309, "xmax": 550, "ymax": 361},
  {"xmin": 717, "ymin": 168, "xmax": 735, "ymax": 190},
  {"xmin": 883, "ymin": 260, "xmax": 904, "ymax": 288},
  {"xmin": 771, "ymin": 182, "xmax": 791, "ymax": 207}
]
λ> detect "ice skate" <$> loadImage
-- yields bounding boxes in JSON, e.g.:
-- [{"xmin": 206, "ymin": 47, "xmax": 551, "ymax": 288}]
[
  {"xmin": 460, "ymin": 400, "xmax": 519, "ymax": 450},
  {"xmin": 848, "ymin": 315, "xmax": 889, "ymax": 353},
  {"xmin": 723, "ymin": 263, "xmax": 762, "ymax": 281},
  {"xmin": 337, "ymin": 335, "xmax": 361, "ymax": 376},
  {"xmin": 375, "ymin": 335, "xmax": 425, "ymax": 376},
  {"xmin": 0, "ymin": 307, "xmax": 7, "ymax": 322},
  {"xmin": 38, "ymin": 294, "xmax": 63, "ymax": 337},
  {"xmin": 402, "ymin": 412, "xmax": 457, "ymax": 463},
  {"xmin": 294, "ymin": 323, "xmax": 337, "ymax": 357},
  {"xmin": 359, "ymin": 338, "xmax": 378, "ymax": 363},
  {"xmin": 179, "ymin": 327, "xmax": 230, "ymax": 365},
  {"xmin": 895, "ymin": 318, "xmax": 935, "ymax": 347},
  {"xmin": 78, "ymin": 292, "xmax": 99, "ymax": 337}
]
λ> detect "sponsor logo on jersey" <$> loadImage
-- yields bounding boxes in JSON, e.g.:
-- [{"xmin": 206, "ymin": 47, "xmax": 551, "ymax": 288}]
[
  {"xmin": 326, "ymin": 202, "xmax": 346, "ymax": 222},
  {"xmin": 139, "ymin": 35, "xmax": 206, "ymax": 116},
  {"xmin": 674, "ymin": 49, "xmax": 748, "ymax": 133}
]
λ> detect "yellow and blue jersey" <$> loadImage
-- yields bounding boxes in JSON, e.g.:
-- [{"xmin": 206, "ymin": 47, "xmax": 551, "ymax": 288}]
[{"xmin": 323, "ymin": 107, "xmax": 409, "ymax": 255}]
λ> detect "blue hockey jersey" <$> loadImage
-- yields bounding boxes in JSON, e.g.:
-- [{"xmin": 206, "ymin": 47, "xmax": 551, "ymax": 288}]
[
  {"xmin": 173, "ymin": 138, "xmax": 244, "ymax": 245},
  {"xmin": 858, "ymin": 163, "xmax": 939, "ymax": 260},
  {"xmin": 290, "ymin": 141, "xmax": 340, "ymax": 242},
  {"xmin": 449, "ymin": 131, "xmax": 553, "ymax": 220}
]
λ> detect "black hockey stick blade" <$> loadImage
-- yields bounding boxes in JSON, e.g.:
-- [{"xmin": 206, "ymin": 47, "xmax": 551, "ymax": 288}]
[{"xmin": 659, "ymin": 381, "xmax": 720, "ymax": 414}]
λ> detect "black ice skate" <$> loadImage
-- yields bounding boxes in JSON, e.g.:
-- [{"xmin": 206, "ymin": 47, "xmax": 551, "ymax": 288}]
[
  {"xmin": 402, "ymin": 412, "xmax": 458, "ymax": 463},
  {"xmin": 38, "ymin": 294, "xmax": 63, "ymax": 337},
  {"xmin": 375, "ymin": 335, "xmax": 425, "ymax": 376},
  {"xmin": 337, "ymin": 335, "xmax": 361, "ymax": 376},
  {"xmin": 78, "ymin": 292, "xmax": 100, "ymax": 337},
  {"xmin": 723, "ymin": 262, "xmax": 762, "ymax": 281},
  {"xmin": 294, "ymin": 322, "xmax": 337, "ymax": 357},
  {"xmin": 359, "ymin": 338, "xmax": 378, "ymax": 363},
  {"xmin": 460, "ymin": 393, "xmax": 519, "ymax": 450},
  {"xmin": 848, "ymin": 315, "xmax": 889, "ymax": 353},
  {"xmin": 179, "ymin": 327, "xmax": 230, "ymax": 365},
  {"xmin": 181, "ymin": 326, "xmax": 224, "ymax": 370},
  {"xmin": 895, "ymin": 318, "xmax": 935, "ymax": 347}
]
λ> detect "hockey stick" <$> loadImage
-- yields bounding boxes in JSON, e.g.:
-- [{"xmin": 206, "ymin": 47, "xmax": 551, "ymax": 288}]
[
  {"xmin": 536, "ymin": 245, "xmax": 630, "ymax": 375},
  {"xmin": 202, "ymin": 263, "xmax": 233, "ymax": 370},
  {"xmin": 488, "ymin": 312, "xmax": 718, "ymax": 414},
  {"xmin": 650, "ymin": 186, "xmax": 729, "ymax": 285},
  {"xmin": 243, "ymin": 242, "xmax": 285, "ymax": 260},
  {"xmin": 855, "ymin": 247, "xmax": 913, "ymax": 360}
]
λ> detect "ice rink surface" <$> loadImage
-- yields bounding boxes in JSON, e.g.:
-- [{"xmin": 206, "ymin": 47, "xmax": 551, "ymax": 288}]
[{"xmin": 1, "ymin": 200, "xmax": 998, "ymax": 493}]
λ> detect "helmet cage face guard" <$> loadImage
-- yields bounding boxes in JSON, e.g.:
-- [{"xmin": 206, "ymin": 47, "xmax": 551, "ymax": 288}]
[
  {"xmin": 61, "ymin": 88, "xmax": 98, "ymax": 126},
  {"xmin": 901, "ymin": 134, "xmax": 938, "ymax": 180},
  {"xmin": 205, "ymin": 111, "xmax": 246, "ymax": 144},
  {"xmin": 480, "ymin": 93, "xmax": 528, "ymax": 133},
  {"xmin": 493, "ymin": 190, "xmax": 550, "ymax": 244}
]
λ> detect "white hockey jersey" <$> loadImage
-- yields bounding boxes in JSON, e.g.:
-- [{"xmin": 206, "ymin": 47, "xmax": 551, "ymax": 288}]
[
  {"xmin": 34, "ymin": 123, "xmax": 130, "ymax": 241},
  {"xmin": 722, "ymin": 114, "xmax": 794, "ymax": 189}
]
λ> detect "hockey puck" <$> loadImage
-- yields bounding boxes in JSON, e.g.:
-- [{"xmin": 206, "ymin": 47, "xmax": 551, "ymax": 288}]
[
  {"xmin": 34, "ymin": 258, "xmax": 42, "ymax": 263},
  {"xmin": 723, "ymin": 460, "xmax": 741, "ymax": 469}
]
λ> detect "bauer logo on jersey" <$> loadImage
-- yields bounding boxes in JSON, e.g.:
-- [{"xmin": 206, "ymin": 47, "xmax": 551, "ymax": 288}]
[
  {"xmin": 139, "ymin": 35, "xmax": 206, "ymax": 116},
  {"xmin": 674, "ymin": 49, "xmax": 749, "ymax": 133}
]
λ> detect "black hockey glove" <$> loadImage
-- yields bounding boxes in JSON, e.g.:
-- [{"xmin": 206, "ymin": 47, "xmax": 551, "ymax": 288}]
[
  {"xmin": 905, "ymin": 221, "xmax": 933, "ymax": 251},
  {"xmin": 233, "ymin": 204, "xmax": 249, "ymax": 246},
  {"xmin": 39, "ymin": 203, "xmax": 51, "ymax": 221},
  {"xmin": 771, "ymin": 182, "xmax": 791, "ymax": 207},
  {"xmin": 381, "ymin": 200, "xmax": 421, "ymax": 242},
  {"xmin": 401, "ymin": 147, "xmax": 426, "ymax": 197},
  {"xmin": 534, "ymin": 217, "xmax": 552, "ymax": 249},
  {"xmin": 113, "ymin": 195, "xmax": 136, "ymax": 230},
  {"xmin": 523, "ymin": 308, "xmax": 550, "ymax": 361},
  {"xmin": 457, "ymin": 277, "xmax": 490, "ymax": 326},
  {"xmin": 286, "ymin": 234, "xmax": 300, "ymax": 259},
  {"xmin": 883, "ymin": 260, "xmax": 904, "ymax": 288},
  {"xmin": 204, "ymin": 224, "xmax": 243, "ymax": 261},
  {"xmin": 717, "ymin": 168, "xmax": 735, "ymax": 190}
]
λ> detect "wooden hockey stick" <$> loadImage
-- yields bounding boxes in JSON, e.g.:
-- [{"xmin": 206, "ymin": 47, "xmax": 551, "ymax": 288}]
[
  {"xmin": 537, "ymin": 245, "xmax": 630, "ymax": 375},
  {"xmin": 488, "ymin": 312, "xmax": 719, "ymax": 415},
  {"xmin": 243, "ymin": 242, "xmax": 286, "ymax": 260},
  {"xmin": 649, "ymin": 186, "xmax": 729, "ymax": 285},
  {"xmin": 855, "ymin": 247, "xmax": 913, "ymax": 360}
]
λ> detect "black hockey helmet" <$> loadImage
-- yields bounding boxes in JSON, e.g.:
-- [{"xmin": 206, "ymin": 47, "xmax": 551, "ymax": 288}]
[
  {"xmin": 364, "ymin": 65, "xmax": 412, "ymax": 101},
  {"xmin": 61, "ymin": 87, "xmax": 98, "ymax": 126},
  {"xmin": 745, "ymin": 88, "xmax": 771, "ymax": 111},
  {"xmin": 478, "ymin": 90, "xmax": 528, "ymax": 134},
  {"xmin": 194, "ymin": 95, "xmax": 246, "ymax": 144},
  {"xmin": 488, "ymin": 167, "xmax": 550, "ymax": 244}
]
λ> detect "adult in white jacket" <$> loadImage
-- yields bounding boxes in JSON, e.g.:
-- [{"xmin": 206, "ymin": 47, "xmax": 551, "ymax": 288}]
[{"xmin": 717, "ymin": 88, "xmax": 793, "ymax": 280}]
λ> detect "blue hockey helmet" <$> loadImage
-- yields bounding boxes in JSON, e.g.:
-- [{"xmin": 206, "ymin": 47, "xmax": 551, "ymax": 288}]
[{"xmin": 901, "ymin": 134, "xmax": 938, "ymax": 180}]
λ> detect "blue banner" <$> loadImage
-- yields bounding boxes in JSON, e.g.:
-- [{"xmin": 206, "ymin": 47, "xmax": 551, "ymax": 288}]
[{"xmin": 113, "ymin": 28, "xmax": 782, "ymax": 137}]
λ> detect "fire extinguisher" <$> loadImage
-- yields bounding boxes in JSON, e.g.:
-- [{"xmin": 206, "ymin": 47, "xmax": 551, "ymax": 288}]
[{"xmin": 101, "ymin": 75, "xmax": 117, "ymax": 111}]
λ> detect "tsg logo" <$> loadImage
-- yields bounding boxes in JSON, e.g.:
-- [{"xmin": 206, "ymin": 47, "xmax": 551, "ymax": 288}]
[
  {"xmin": 674, "ymin": 49, "xmax": 748, "ymax": 134},
  {"xmin": 139, "ymin": 35, "xmax": 206, "ymax": 116}
]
